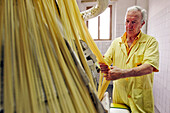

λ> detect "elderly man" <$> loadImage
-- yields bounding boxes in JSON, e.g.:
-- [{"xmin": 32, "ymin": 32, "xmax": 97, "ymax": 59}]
[{"xmin": 100, "ymin": 6, "xmax": 159, "ymax": 113}]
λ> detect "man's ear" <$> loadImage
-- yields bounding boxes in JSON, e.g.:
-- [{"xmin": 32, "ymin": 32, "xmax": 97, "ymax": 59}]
[{"xmin": 141, "ymin": 21, "xmax": 145, "ymax": 26}]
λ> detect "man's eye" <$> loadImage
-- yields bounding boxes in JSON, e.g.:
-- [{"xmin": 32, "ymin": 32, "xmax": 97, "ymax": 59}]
[{"xmin": 132, "ymin": 21, "xmax": 136, "ymax": 24}]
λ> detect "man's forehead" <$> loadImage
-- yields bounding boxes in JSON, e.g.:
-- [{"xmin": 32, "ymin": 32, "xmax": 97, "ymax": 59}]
[{"xmin": 126, "ymin": 10, "xmax": 142, "ymax": 19}]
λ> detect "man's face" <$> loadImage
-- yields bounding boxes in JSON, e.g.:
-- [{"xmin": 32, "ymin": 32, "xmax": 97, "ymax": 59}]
[{"xmin": 125, "ymin": 10, "xmax": 144, "ymax": 37}]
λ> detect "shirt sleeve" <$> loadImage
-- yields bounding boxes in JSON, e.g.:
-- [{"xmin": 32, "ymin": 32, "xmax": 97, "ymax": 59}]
[
  {"xmin": 143, "ymin": 37, "xmax": 159, "ymax": 72},
  {"xmin": 104, "ymin": 41, "xmax": 115, "ymax": 66}
]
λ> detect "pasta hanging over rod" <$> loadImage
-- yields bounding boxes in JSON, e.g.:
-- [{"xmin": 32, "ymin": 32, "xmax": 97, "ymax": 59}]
[{"xmin": 0, "ymin": 0, "xmax": 109, "ymax": 113}]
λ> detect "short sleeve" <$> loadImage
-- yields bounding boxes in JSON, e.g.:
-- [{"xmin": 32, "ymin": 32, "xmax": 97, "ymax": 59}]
[
  {"xmin": 143, "ymin": 38, "xmax": 159, "ymax": 72},
  {"xmin": 104, "ymin": 41, "xmax": 115, "ymax": 66}
]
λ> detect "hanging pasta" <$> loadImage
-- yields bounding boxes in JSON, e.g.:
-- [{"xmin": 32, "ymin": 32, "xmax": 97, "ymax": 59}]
[
  {"xmin": 0, "ymin": 0, "xmax": 107, "ymax": 113},
  {"xmin": 63, "ymin": 0, "xmax": 111, "ymax": 101}
]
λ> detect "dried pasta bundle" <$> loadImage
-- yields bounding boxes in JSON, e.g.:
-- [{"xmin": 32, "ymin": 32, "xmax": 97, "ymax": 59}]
[
  {"xmin": 0, "ymin": 0, "xmax": 106, "ymax": 113},
  {"xmin": 62, "ymin": 0, "xmax": 111, "ymax": 100}
]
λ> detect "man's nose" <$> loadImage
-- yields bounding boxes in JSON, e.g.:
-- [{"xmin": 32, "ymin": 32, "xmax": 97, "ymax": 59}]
[
  {"xmin": 127, "ymin": 22, "xmax": 132, "ymax": 27},
  {"xmin": 127, "ymin": 22, "xmax": 133, "ymax": 28}
]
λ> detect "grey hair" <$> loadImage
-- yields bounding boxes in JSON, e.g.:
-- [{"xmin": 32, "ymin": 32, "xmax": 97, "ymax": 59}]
[{"xmin": 125, "ymin": 6, "xmax": 147, "ymax": 23}]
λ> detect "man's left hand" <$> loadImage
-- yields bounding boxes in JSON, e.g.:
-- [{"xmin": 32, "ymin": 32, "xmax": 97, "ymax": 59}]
[{"xmin": 105, "ymin": 66, "xmax": 125, "ymax": 80}]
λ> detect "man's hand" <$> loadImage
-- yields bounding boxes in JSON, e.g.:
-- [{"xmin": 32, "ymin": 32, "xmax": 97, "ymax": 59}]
[
  {"xmin": 99, "ymin": 63, "xmax": 124, "ymax": 80},
  {"xmin": 104, "ymin": 64, "xmax": 153, "ymax": 81},
  {"xmin": 99, "ymin": 63, "xmax": 110, "ymax": 75},
  {"xmin": 106, "ymin": 66, "xmax": 125, "ymax": 80}
]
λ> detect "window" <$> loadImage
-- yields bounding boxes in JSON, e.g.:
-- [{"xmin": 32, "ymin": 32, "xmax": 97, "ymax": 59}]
[{"xmin": 87, "ymin": 5, "xmax": 112, "ymax": 40}]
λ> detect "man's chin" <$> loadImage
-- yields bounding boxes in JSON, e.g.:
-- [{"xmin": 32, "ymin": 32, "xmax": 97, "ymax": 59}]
[{"xmin": 127, "ymin": 31, "xmax": 134, "ymax": 35}]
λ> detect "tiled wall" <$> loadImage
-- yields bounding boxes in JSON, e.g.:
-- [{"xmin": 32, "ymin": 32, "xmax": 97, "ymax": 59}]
[
  {"xmin": 94, "ymin": 41, "xmax": 112, "ymax": 55},
  {"xmin": 147, "ymin": 0, "xmax": 170, "ymax": 112},
  {"xmin": 116, "ymin": 24, "xmax": 125, "ymax": 38}
]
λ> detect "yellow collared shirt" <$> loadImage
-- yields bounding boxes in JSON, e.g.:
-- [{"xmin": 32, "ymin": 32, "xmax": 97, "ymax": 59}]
[
  {"xmin": 104, "ymin": 32, "xmax": 159, "ymax": 113},
  {"xmin": 121, "ymin": 31, "xmax": 141, "ymax": 55}
]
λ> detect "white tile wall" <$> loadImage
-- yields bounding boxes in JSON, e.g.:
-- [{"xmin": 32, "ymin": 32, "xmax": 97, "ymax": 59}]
[
  {"xmin": 94, "ymin": 41, "xmax": 112, "ymax": 55},
  {"xmin": 148, "ymin": 0, "xmax": 170, "ymax": 112},
  {"xmin": 116, "ymin": 24, "xmax": 125, "ymax": 37}
]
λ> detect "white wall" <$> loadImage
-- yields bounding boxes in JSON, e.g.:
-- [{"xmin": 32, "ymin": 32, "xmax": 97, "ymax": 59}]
[{"xmin": 147, "ymin": 0, "xmax": 170, "ymax": 112}]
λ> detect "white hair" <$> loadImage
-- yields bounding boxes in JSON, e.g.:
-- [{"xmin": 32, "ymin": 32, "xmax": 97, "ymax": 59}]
[{"xmin": 125, "ymin": 6, "xmax": 147, "ymax": 23}]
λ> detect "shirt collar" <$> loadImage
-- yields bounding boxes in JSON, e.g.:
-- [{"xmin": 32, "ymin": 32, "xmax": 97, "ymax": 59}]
[{"xmin": 121, "ymin": 31, "xmax": 142, "ymax": 43}]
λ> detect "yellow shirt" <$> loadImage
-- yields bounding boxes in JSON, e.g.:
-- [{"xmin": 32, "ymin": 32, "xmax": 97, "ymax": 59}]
[
  {"xmin": 104, "ymin": 32, "xmax": 159, "ymax": 113},
  {"xmin": 121, "ymin": 31, "xmax": 141, "ymax": 55}
]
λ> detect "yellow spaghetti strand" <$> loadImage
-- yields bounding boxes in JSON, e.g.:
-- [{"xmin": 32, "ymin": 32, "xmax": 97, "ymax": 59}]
[{"xmin": 4, "ymin": 0, "xmax": 14, "ymax": 112}]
